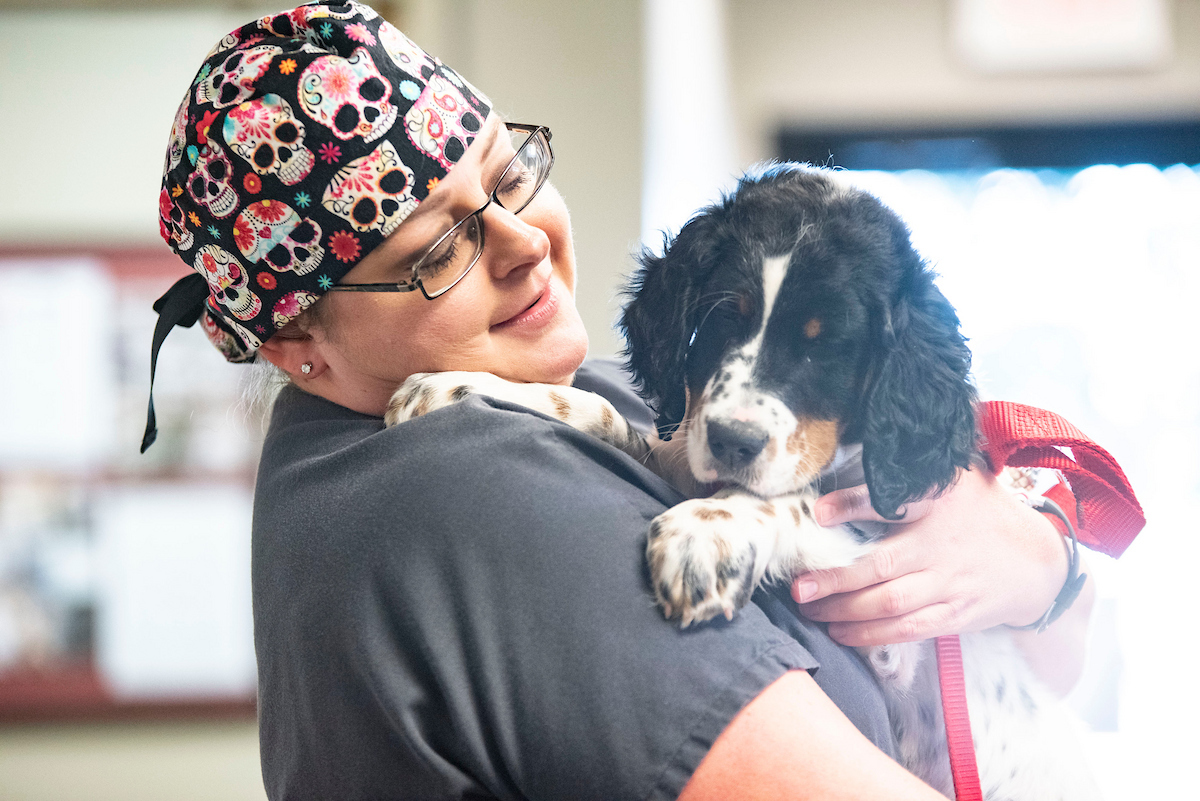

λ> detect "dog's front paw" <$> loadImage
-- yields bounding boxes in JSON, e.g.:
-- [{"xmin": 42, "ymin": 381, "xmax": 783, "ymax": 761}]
[
  {"xmin": 385, "ymin": 371, "xmax": 494, "ymax": 427},
  {"xmin": 646, "ymin": 499, "xmax": 762, "ymax": 627}
]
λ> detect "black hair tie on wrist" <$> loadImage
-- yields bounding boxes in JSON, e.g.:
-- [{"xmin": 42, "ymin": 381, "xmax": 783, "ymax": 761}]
[
  {"xmin": 1009, "ymin": 496, "xmax": 1089, "ymax": 633},
  {"xmin": 140, "ymin": 273, "xmax": 211, "ymax": 454}
]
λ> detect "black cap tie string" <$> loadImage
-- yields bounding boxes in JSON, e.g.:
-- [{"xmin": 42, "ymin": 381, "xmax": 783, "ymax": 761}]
[{"xmin": 140, "ymin": 273, "xmax": 211, "ymax": 453}]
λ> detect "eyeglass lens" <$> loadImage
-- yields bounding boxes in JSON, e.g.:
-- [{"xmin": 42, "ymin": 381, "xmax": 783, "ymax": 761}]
[{"xmin": 413, "ymin": 127, "xmax": 552, "ymax": 297}]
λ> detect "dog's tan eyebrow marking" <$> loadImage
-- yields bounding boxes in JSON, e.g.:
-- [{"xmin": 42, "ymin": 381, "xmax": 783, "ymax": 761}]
[
  {"xmin": 790, "ymin": 505, "xmax": 803, "ymax": 525},
  {"xmin": 804, "ymin": 318, "xmax": 822, "ymax": 339},
  {"xmin": 758, "ymin": 503, "xmax": 776, "ymax": 517},
  {"xmin": 694, "ymin": 507, "xmax": 734, "ymax": 521}
]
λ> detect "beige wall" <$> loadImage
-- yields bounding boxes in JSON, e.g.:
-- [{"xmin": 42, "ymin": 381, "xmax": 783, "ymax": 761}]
[
  {"xmin": 0, "ymin": 720, "xmax": 265, "ymax": 801},
  {"xmin": 726, "ymin": 0, "xmax": 1200, "ymax": 163},
  {"xmin": 433, "ymin": 0, "xmax": 644, "ymax": 357}
]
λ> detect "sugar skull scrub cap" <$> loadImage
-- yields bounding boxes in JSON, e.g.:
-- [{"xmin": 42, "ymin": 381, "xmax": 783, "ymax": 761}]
[{"xmin": 142, "ymin": 0, "xmax": 491, "ymax": 451}]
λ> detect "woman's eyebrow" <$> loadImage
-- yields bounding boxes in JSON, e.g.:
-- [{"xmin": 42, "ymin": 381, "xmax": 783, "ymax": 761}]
[
  {"xmin": 376, "ymin": 121, "xmax": 507, "ymax": 270},
  {"xmin": 479, "ymin": 123, "xmax": 512, "ymax": 185},
  {"xmin": 478, "ymin": 117, "xmax": 505, "ymax": 157},
  {"xmin": 417, "ymin": 120, "xmax": 506, "ymax": 215}
]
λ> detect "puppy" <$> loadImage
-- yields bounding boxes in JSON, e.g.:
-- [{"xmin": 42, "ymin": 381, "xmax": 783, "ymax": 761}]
[{"xmin": 387, "ymin": 166, "xmax": 1099, "ymax": 799}]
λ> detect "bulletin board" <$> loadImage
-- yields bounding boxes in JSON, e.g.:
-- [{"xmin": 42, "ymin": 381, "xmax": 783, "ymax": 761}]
[{"xmin": 0, "ymin": 247, "xmax": 259, "ymax": 722}]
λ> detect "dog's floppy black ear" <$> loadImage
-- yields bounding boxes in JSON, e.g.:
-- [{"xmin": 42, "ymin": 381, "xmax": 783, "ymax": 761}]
[
  {"xmin": 620, "ymin": 217, "xmax": 722, "ymax": 436},
  {"xmin": 861, "ymin": 266, "xmax": 978, "ymax": 520}
]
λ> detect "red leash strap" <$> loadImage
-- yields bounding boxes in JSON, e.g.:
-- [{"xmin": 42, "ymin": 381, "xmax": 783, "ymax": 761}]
[
  {"xmin": 936, "ymin": 635, "xmax": 983, "ymax": 801},
  {"xmin": 936, "ymin": 401, "xmax": 1146, "ymax": 799},
  {"xmin": 976, "ymin": 400, "xmax": 1146, "ymax": 557}
]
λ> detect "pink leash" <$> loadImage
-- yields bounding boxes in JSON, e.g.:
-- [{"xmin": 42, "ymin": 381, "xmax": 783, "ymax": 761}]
[{"xmin": 936, "ymin": 634, "xmax": 983, "ymax": 801}]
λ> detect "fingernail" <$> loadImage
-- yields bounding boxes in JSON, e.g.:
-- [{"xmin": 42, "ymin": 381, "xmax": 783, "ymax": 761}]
[
  {"xmin": 813, "ymin": 500, "xmax": 833, "ymax": 526},
  {"xmin": 793, "ymin": 580, "xmax": 819, "ymax": 603}
]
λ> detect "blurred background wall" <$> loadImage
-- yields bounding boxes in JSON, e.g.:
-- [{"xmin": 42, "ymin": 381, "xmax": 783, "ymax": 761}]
[
  {"xmin": 1, "ymin": 1, "xmax": 1196, "ymax": 799},
  {"xmin": 727, "ymin": 0, "xmax": 1200, "ymax": 160}
]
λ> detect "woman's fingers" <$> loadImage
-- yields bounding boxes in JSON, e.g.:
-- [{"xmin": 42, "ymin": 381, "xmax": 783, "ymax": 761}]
[
  {"xmin": 812, "ymin": 485, "xmax": 934, "ymax": 527},
  {"xmin": 792, "ymin": 467, "xmax": 1081, "ymax": 651},
  {"xmin": 796, "ymin": 570, "xmax": 943, "ymax": 623},
  {"xmin": 791, "ymin": 535, "xmax": 924, "ymax": 604},
  {"xmin": 826, "ymin": 602, "xmax": 961, "ymax": 648}
]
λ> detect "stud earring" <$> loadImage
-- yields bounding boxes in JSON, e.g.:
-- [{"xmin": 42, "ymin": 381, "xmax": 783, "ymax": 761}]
[{"xmin": 301, "ymin": 362, "xmax": 313, "ymax": 375}]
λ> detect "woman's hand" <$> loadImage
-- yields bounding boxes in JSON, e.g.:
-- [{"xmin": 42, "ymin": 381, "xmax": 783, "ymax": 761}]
[{"xmin": 791, "ymin": 467, "xmax": 1072, "ymax": 648}]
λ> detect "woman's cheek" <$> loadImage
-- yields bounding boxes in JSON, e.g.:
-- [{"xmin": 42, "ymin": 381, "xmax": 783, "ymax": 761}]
[{"xmin": 537, "ymin": 186, "xmax": 577, "ymax": 289}]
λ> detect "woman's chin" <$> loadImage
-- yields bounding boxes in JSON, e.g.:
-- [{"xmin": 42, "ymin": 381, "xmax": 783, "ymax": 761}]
[
  {"xmin": 518, "ymin": 328, "xmax": 589, "ymax": 385},
  {"xmin": 547, "ymin": 309, "xmax": 590, "ymax": 383},
  {"xmin": 548, "ymin": 345, "xmax": 590, "ymax": 385}
]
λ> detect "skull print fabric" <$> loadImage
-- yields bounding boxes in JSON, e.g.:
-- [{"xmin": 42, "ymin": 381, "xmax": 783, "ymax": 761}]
[
  {"xmin": 223, "ymin": 95, "xmax": 316, "ymax": 186},
  {"xmin": 299, "ymin": 48, "xmax": 398, "ymax": 143},
  {"xmin": 322, "ymin": 140, "xmax": 418, "ymax": 235},
  {"xmin": 158, "ymin": 0, "xmax": 492, "ymax": 361},
  {"xmin": 404, "ymin": 72, "xmax": 486, "ymax": 171},
  {"xmin": 198, "ymin": 46, "xmax": 285, "ymax": 109}
]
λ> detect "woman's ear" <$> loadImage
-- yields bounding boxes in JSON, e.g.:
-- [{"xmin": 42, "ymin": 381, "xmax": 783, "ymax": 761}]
[
  {"xmin": 620, "ymin": 218, "xmax": 721, "ymax": 436},
  {"xmin": 256, "ymin": 332, "xmax": 324, "ymax": 380},
  {"xmin": 860, "ymin": 272, "xmax": 978, "ymax": 520}
]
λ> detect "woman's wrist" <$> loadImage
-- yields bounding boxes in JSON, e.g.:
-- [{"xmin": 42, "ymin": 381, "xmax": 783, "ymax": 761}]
[
  {"xmin": 1007, "ymin": 498, "xmax": 1089, "ymax": 632},
  {"xmin": 1001, "ymin": 499, "xmax": 1072, "ymax": 628}
]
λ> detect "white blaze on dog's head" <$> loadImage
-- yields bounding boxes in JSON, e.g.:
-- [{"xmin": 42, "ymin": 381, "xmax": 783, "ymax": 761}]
[{"xmin": 685, "ymin": 254, "xmax": 841, "ymax": 497}]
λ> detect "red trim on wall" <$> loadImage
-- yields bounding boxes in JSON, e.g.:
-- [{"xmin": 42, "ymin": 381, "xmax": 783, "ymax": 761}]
[{"xmin": 0, "ymin": 664, "xmax": 256, "ymax": 724}]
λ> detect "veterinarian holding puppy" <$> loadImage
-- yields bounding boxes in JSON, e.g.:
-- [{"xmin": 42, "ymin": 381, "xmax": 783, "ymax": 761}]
[{"xmin": 147, "ymin": 2, "xmax": 1092, "ymax": 798}]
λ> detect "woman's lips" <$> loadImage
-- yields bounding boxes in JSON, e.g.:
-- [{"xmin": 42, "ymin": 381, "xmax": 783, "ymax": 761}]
[{"xmin": 493, "ymin": 282, "xmax": 559, "ymax": 331}]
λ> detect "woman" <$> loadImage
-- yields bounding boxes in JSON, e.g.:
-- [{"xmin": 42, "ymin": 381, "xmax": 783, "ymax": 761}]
[{"xmin": 148, "ymin": 3, "xmax": 1091, "ymax": 798}]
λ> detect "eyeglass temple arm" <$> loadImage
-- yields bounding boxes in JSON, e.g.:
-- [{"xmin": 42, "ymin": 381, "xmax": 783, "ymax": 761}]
[
  {"xmin": 326, "ymin": 283, "xmax": 420, "ymax": 293},
  {"xmin": 505, "ymin": 122, "xmax": 551, "ymax": 143}
]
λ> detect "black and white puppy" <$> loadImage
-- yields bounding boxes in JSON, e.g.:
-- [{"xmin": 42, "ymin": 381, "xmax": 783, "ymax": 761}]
[
  {"xmin": 622, "ymin": 163, "xmax": 978, "ymax": 624},
  {"xmin": 387, "ymin": 166, "xmax": 1099, "ymax": 799}
]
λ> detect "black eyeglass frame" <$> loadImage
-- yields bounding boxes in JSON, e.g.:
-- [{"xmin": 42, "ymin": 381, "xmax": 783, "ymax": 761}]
[{"xmin": 325, "ymin": 123, "xmax": 554, "ymax": 301}]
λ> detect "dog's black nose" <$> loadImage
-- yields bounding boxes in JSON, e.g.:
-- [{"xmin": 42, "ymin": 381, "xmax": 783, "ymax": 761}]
[{"xmin": 707, "ymin": 419, "xmax": 769, "ymax": 470}]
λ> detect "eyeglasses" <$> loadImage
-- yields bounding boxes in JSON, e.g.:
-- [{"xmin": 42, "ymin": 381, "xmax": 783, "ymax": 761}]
[{"xmin": 327, "ymin": 123, "xmax": 554, "ymax": 301}]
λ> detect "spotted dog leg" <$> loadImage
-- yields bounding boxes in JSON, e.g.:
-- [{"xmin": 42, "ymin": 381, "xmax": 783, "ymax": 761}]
[
  {"xmin": 647, "ymin": 488, "xmax": 870, "ymax": 626},
  {"xmin": 385, "ymin": 371, "xmax": 652, "ymax": 460}
]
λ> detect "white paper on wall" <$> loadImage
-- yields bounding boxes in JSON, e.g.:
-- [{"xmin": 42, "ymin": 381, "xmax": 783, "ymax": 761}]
[
  {"xmin": 0, "ymin": 258, "xmax": 119, "ymax": 469},
  {"xmin": 93, "ymin": 483, "xmax": 256, "ymax": 699}
]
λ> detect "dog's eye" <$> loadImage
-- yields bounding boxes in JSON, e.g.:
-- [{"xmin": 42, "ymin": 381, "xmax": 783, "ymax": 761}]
[
  {"xmin": 804, "ymin": 318, "xmax": 821, "ymax": 339},
  {"xmin": 700, "ymin": 306, "xmax": 738, "ymax": 337},
  {"xmin": 700, "ymin": 299, "xmax": 744, "ymax": 327},
  {"xmin": 690, "ymin": 300, "xmax": 745, "ymax": 357}
]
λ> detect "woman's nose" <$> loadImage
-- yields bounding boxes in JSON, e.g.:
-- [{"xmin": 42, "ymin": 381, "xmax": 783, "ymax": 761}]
[{"xmin": 482, "ymin": 204, "xmax": 551, "ymax": 279}]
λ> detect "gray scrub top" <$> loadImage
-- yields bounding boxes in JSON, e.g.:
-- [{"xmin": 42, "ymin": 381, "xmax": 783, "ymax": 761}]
[{"xmin": 251, "ymin": 360, "xmax": 896, "ymax": 800}]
